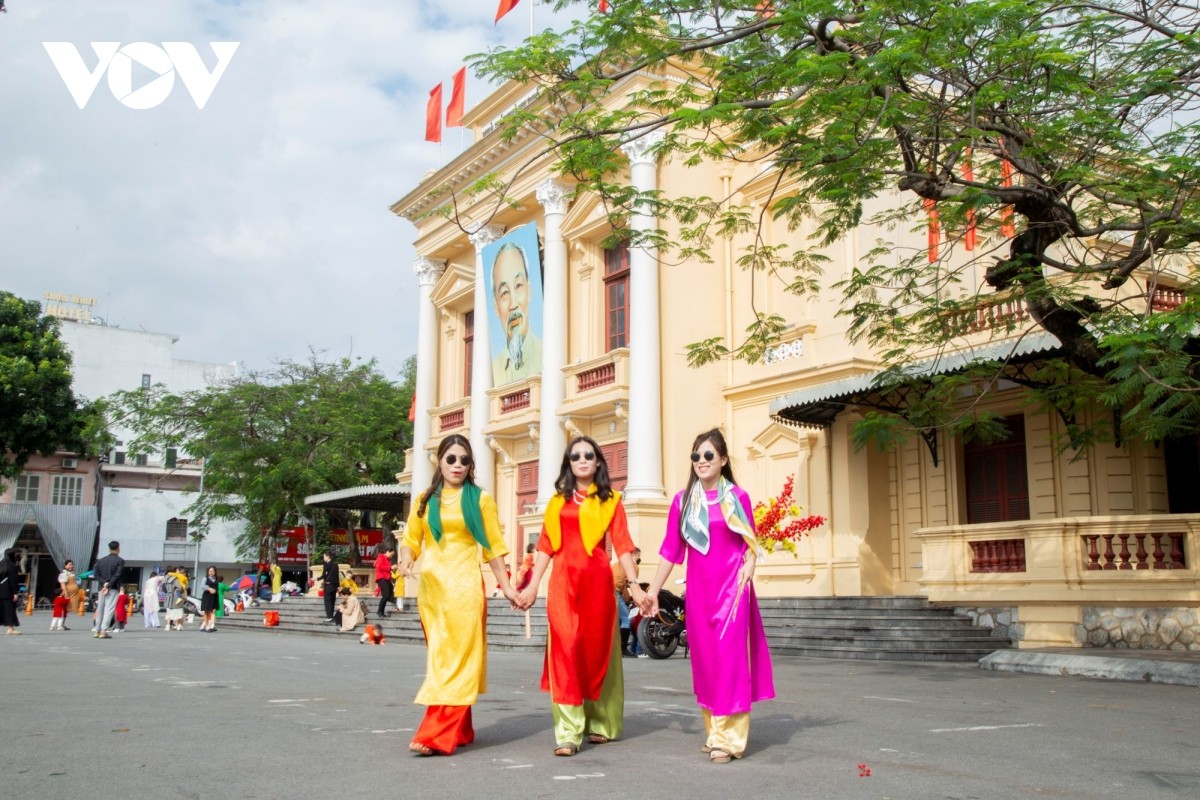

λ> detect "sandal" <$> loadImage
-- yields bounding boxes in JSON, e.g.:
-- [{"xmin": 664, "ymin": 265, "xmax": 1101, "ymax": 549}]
[
  {"xmin": 554, "ymin": 742, "xmax": 579, "ymax": 757},
  {"xmin": 587, "ymin": 734, "xmax": 610, "ymax": 745},
  {"xmin": 409, "ymin": 742, "xmax": 435, "ymax": 757},
  {"xmin": 709, "ymin": 749, "xmax": 733, "ymax": 764}
]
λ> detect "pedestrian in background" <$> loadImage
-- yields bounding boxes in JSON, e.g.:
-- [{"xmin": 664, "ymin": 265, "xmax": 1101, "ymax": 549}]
[
  {"xmin": 199, "ymin": 566, "xmax": 219, "ymax": 632},
  {"xmin": 92, "ymin": 541, "xmax": 125, "ymax": 639},
  {"xmin": 143, "ymin": 571, "xmax": 162, "ymax": 629},
  {"xmin": 50, "ymin": 587, "xmax": 69, "ymax": 631},
  {"xmin": 319, "ymin": 552, "xmax": 339, "ymax": 622},
  {"xmin": 374, "ymin": 544, "xmax": 395, "ymax": 620},
  {"xmin": 269, "ymin": 560, "xmax": 283, "ymax": 603},
  {"xmin": 0, "ymin": 549, "xmax": 22, "ymax": 636},
  {"xmin": 58, "ymin": 559, "xmax": 83, "ymax": 615}
]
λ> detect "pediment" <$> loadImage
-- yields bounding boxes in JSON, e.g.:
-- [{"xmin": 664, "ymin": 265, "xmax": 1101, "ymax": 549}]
[{"xmin": 430, "ymin": 261, "xmax": 476, "ymax": 309}]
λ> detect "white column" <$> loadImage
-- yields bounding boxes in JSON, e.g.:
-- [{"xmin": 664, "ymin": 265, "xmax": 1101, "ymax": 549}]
[
  {"xmin": 621, "ymin": 130, "xmax": 667, "ymax": 500},
  {"xmin": 536, "ymin": 179, "xmax": 572, "ymax": 505},
  {"xmin": 411, "ymin": 256, "xmax": 445, "ymax": 495},
  {"xmin": 468, "ymin": 223, "xmax": 505, "ymax": 491}
]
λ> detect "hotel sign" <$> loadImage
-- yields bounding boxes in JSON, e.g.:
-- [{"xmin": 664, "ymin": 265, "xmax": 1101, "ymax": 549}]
[{"xmin": 43, "ymin": 292, "xmax": 96, "ymax": 322}]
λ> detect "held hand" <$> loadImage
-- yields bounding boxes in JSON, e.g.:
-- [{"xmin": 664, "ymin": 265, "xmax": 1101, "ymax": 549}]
[
  {"xmin": 644, "ymin": 590, "xmax": 660, "ymax": 618},
  {"xmin": 398, "ymin": 558, "xmax": 415, "ymax": 577},
  {"xmin": 502, "ymin": 585, "xmax": 522, "ymax": 611},
  {"xmin": 629, "ymin": 584, "xmax": 651, "ymax": 616},
  {"xmin": 516, "ymin": 586, "xmax": 537, "ymax": 610}
]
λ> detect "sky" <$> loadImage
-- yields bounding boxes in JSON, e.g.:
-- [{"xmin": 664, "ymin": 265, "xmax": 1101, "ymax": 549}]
[{"xmin": 0, "ymin": 0, "xmax": 577, "ymax": 383}]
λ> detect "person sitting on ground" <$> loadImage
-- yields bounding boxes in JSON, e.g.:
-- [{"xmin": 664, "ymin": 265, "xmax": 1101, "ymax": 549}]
[{"xmin": 335, "ymin": 587, "xmax": 366, "ymax": 632}]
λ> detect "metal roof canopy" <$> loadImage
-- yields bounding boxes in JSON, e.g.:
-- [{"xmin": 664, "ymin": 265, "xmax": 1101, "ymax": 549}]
[
  {"xmin": 304, "ymin": 483, "xmax": 413, "ymax": 513},
  {"xmin": 769, "ymin": 332, "xmax": 1064, "ymax": 430}
]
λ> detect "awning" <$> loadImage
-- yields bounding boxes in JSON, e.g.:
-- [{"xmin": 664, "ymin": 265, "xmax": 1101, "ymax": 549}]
[
  {"xmin": 770, "ymin": 332, "xmax": 1063, "ymax": 428},
  {"xmin": 304, "ymin": 482, "xmax": 413, "ymax": 513},
  {"xmin": 0, "ymin": 504, "xmax": 33, "ymax": 553},
  {"xmin": 0, "ymin": 504, "xmax": 99, "ymax": 569}
]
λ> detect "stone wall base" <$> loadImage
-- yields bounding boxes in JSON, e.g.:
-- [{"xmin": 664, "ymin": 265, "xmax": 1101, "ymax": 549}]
[
  {"xmin": 954, "ymin": 606, "xmax": 1023, "ymax": 644},
  {"xmin": 1077, "ymin": 606, "xmax": 1200, "ymax": 651}
]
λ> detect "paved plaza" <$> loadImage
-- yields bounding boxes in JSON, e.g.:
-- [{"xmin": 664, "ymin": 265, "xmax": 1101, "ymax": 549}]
[{"xmin": 2, "ymin": 622, "xmax": 1197, "ymax": 799}]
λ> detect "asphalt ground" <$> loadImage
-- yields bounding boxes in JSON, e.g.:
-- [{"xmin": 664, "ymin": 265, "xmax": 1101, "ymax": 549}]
[{"xmin": 2, "ymin": 622, "xmax": 1198, "ymax": 799}]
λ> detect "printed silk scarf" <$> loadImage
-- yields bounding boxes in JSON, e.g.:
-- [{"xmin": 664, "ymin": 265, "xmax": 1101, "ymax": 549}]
[
  {"xmin": 543, "ymin": 485, "xmax": 622, "ymax": 556},
  {"xmin": 427, "ymin": 481, "xmax": 490, "ymax": 549},
  {"xmin": 682, "ymin": 476, "xmax": 760, "ymax": 559}
]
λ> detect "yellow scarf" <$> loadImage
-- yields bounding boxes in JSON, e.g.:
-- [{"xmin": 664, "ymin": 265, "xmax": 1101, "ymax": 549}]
[{"xmin": 543, "ymin": 485, "xmax": 622, "ymax": 556}]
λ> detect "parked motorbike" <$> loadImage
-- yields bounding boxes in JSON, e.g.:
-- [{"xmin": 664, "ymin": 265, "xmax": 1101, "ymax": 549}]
[{"xmin": 637, "ymin": 580, "xmax": 687, "ymax": 659}]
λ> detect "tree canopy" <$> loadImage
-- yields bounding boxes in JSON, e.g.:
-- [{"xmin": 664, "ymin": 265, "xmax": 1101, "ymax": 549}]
[
  {"xmin": 0, "ymin": 292, "xmax": 110, "ymax": 486},
  {"xmin": 109, "ymin": 354, "xmax": 415, "ymax": 564},
  {"xmin": 471, "ymin": 0, "xmax": 1200, "ymax": 447}
]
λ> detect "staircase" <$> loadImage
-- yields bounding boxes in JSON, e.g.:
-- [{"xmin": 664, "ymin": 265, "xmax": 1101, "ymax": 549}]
[
  {"xmin": 217, "ymin": 595, "xmax": 1008, "ymax": 662},
  {"xmin": 757, "ymin": 596, "xmax": 1012, "ymax": 662},
  {"xmin": 214, "ymin": 596, "xmax": 548, "ymax": 652}
]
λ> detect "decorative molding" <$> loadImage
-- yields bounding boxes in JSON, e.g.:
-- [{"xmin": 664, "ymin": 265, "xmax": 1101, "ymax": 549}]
[
  {"xmin": 413, "ymin": 256, "xmax": 446, "ymax": 287},
  {"xmin": 561, "ymin": 416, "xmax": 583, "ymax": 438},
  {"xmin": 620, "ymin": 129, "xmax": 666, "ymax": 166},
  {"xmin": 468, "ymin": 223, "xmax": 505, "ymax": 253},
  {"xmin": 535, "ymin": 179, "xmax": 572, "ymax": 216},
  {"xmin": 613, "ymin": 400, "xmax": 628, "ymax": 420},
  {"xmin": 528, "ymin": 423, "xmax": 540, "ymax": 443},
  {"xmin": 487, "ymin": 436, "xmax": 513, "ymax": 466}
]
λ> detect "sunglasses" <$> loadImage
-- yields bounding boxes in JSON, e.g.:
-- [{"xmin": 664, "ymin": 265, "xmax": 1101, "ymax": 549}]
[
  {"xmin": 690, "ymin": 450, "xmax": 718, "ymax": 463},
  {"xmin": 443, "ymin": 454, "xmax": 472, "ymax": 467},
  {"xmin": 569, "ymin": 450, "xmax": 596, "ymax": 462}
]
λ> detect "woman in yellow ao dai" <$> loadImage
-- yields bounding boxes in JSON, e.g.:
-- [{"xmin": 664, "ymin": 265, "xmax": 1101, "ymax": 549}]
[{"xmin": 400, "ymin": 434, "xmax": 518, "ymax": 756}]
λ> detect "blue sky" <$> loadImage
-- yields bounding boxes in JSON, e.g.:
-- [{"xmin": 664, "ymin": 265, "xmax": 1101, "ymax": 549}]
[{"xmin": 0, "ymin": 0, "xmax": 575, "ymax": 383}]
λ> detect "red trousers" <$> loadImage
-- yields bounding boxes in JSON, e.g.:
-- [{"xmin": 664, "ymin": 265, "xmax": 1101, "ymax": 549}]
[{"xmin": 413, "ymin": 705, "xmax": 475, "ymax": 754}]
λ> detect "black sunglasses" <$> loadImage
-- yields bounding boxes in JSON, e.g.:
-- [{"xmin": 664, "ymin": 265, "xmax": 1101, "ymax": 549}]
[
  {"xmin": 569, "ymin": 450, "xmax": 596, "ymax": 462},
  {"xmin": 444, "ymin": 454, "xmax": 472, "ymax": 466},
  {"xmin": 690, "ymin": 450, "xmax": 717, "ymax": 463}
]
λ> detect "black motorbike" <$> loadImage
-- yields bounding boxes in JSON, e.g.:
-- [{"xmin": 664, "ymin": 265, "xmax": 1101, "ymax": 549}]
[{"xmin": 637, "ymin": 582, "xmax": 687, "ymax": 659}]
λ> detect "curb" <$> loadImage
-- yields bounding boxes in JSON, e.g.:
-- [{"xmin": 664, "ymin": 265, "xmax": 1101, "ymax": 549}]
[{"xmin": 980, "ymin": 650, "xmax": 1200, "ymax": 687}]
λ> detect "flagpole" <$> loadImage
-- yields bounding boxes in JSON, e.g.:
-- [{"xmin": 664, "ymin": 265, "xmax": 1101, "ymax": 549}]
[{"xmin": 530, "ymin": 0, "xmax": 534, "ymax": 37}]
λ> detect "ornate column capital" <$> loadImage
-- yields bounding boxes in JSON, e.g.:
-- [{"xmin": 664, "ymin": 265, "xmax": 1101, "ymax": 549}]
[
  {"xmin": 535, "ymin": 179, "xmax": 572, "ymax": 216},
  {"xmin": 467, "ymin": 223, "xmax": 505, "ymax": 253},
  {"xmin": 413, "ymin": 256, "xmax": 446, "ymax": 287},
  {"xmin": 620, "ymin": 130, "xmax": 666, "ymax": 166}
]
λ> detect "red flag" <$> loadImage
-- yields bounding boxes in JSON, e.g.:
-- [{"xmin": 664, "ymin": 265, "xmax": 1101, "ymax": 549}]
[
  {"xmin": 962, "ymin": 148, "xmax": 976, "ymax": 251},
  {"xmin": 999, "ymin": 142, "xmax": 1016, "ymax": 238},
  {"xmin": 408, "ymin": 394, "xmax": 416, "ymax": 423},
  {"xmin": 495, "ymin": 0, "xmax": 520, "ymax": 23},
  {"xmin": 756, "ymin": 1, "xmax": 776, "ymax": 18},
  {"xmin": 446, "ymin": 67, "xmax": 466, "ymax": 128},
  {"xmin": 425, "ymin": 83, "xmax": 443, "ymax": 143},
  {"xmin": 599, "ymin": 0, "xmax": 610, "ymax": 11},
  {"xmin": 924, "ymin": 198, "xmax": 940, "ymax": 263}
]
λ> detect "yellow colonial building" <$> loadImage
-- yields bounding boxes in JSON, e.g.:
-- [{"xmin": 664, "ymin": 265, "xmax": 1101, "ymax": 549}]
[{"xmin": 392, "ymin": 70, "xmax": 1199, "ymax": 652}]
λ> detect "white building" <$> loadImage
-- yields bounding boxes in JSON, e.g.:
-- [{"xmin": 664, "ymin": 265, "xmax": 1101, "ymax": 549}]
[{"xmin": 71, "ymin": 321, "xmax": 244, "ymax": 581}]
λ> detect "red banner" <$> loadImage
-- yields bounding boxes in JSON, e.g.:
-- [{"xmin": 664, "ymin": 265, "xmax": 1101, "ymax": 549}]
[{"xmin": 273, "ymin": 527, "xmax": 384, "ymax": 565}]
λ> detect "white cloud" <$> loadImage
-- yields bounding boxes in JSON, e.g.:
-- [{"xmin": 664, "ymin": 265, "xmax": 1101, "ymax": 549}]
[{"xmin": 0, "ymin": 0, "xmax": 575, "ymax": 381}]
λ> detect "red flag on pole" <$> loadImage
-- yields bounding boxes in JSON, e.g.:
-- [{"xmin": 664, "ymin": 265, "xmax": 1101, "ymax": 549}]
[
  {"xmin": 599, "ymin": 0, "xmax": 610, "ymax": 11},
  {"xmin": 446, "ymin": 67, "xmax": 466, "ymax": 128},
  {"xmin": 425, "ymin": 83, "xmax": 443, "ymax": 143},
  {"xmin": 962, "ymin": 148, "xmax": 976, "ymax": 251},
  {"xmin": 924, "ymin": 198, "xmax": 940, "ymax": 263},
  {"xmin": 495, "ymin": 0, "xmax": 520, "ymax": 23},
  {"xmin": 408, "ymin": 394, "xmax": 416, "ymax": 423}
]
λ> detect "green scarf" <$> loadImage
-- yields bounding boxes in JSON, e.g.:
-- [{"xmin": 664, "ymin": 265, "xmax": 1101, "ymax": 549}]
[{"xmin": 427, "ymin": 481, "xmax": 490, "ymax": 549}]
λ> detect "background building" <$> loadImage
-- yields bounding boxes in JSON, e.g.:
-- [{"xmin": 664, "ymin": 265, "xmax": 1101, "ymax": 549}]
[{"xmin": 392, "ymin": 70, "xmax": 1199, "ymax": 651}]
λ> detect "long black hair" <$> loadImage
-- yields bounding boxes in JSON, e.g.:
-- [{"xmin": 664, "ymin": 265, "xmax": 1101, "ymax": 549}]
[
  {"xmin": 678, "ymin": 428, "xmax": 737, "ymax": 538},
  {"xmin": 417, "ymin": 434, "xmax": 476, "ymax": 518},
  {"xmin": 553, "ymin": 435, "xmax": 614, "ymax": 502}
]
